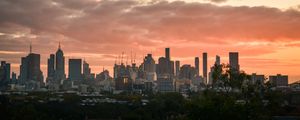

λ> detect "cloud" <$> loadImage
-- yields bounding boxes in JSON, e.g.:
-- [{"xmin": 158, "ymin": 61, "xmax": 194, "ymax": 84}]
[
  {"xmin": 206, "ymin": 0, "xmax": 227, "ymax": 3},
  {"xmin": 0, "ymin": 0, "xmax": 300, "ymax": 81}
]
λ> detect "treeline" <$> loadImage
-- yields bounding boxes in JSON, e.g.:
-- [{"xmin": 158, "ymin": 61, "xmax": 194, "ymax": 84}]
[{"xmin": 0, "ymin": 90, "xmax": 294, "ymax": 120}]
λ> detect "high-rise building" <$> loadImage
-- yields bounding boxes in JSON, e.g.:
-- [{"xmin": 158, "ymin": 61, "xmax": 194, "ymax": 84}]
[
  {"xmin": 195, "ymin": 57, "xmax": 199, "ymax": 76},
  {"xmin": 229, "ymin": 52, "xmax": 239, "ymax": 71},
  {"xmin": 19, "ymin": 51, "xmax": 44, "ymax": 89},
  {"xmin": 1, "ymin": 61, "xmax": 10, "ymax": 82},
  {"xmin": 165, "ymin": 48, "xmax": 170, "ymax": 60},
  {"xmin": 157, "ymin": 74, "xmax": 174, "ymax": 92},
  {"xmin": 47, "ymin": 54, "xmax": 55, "ymax": 80},
  {"xmin": 83, "ymin": 60, "xmax": 91, "ymax": 79},
  {"xmin": 143, "ymin": 54, "xmax": 156, "ymax": 73},
  {"xmin": 143, "ymin": 54, "xmax": 156, "ymax": 81},
  {"xmin": 157, "ymin": 57, "xmax": 168, "ymax": 75},
  {"xmin": 47, "ymin": 43, "xmax": 66, "ymax": 84},
  {"xmin": 215, "ymin": 55, "xmax": 220, "ymax": 65},
  {"xmin": 208, "ymin": 55, "xmax": 221, "ymax": 85},
  {"xmin": 27, "ymin": 53, "xmax": 43, "ymax": 83},
  {"xmin": 55, "ymin": 43, "xmax": 66, "ymax": 81},
  {"xmin": 179, "ymin": 64, "xmax": 196, "ymax": 80},
  {"xmin": 0, "ymin": 61, "xmax": 10, "ymax": 88},
  {"xmin": 269, "ymin": 74, "xmax": 288, "ymax": 87},
  {"xmin": 157, "ymin": 48, "xmax": 174, "ymax": 76},
  {"xmin": 68, "ymin": 59, "xmax": 82, "ymax": 81},
  {"xmin": 203, "ymin": 52, "xmax": 207, "ymax": 84},
  {"xmin": 19, "ymin": 57, "xmax": 28, "ymax": 84},
  {"xmin": 175, "ymin": 60, "xmax": 180, "ymax": 77},
  {"xmin": 11, "ymin": 72, "xmax": 17, "ymax": 84}
]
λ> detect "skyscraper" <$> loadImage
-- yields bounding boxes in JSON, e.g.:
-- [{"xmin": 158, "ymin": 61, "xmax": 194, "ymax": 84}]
[
  {"xmin": 175, "ymin": 60, "xmax": 180, "ymax": 77},
  {"xmin": 55, "ymin": 43, "xmax": 66, "ymax": 81},
  {"xmin": 208, "ymin": 55, "xmax": 221, "ymax": 85},
  {"xmin": 203, "ymin": 52, "xmax": 207, "ymax": 84},
  {"xmin": 68, "ymin": 59, "xmax": 82, "ymax": 81},
  {"xmin": 143, "ymin": 54, "xmax": 156, "ymax": 73},
  {"xmin": 19, "ymin": 57, "xmax": 28, "ymax": 84},
  {"xmin": 47, "ymin": 54, "xmax": 55, "ymax": 81},
  {"xmin": 157, "ymin": 48, "xmax": 174, "ymax": 76},
  {"xmin": 229, "ymin": 52, "xmax": 239, "ymax": 71},
  {"xmin": 1, "ymin": 61, "xmax": 10, "ymax": 82},
  {"xmin": 0, "ymin": 61, "xmax": 10, "ymax": 88},
  {"xmin": 83, "ymin": 60, "xmax": 91, "ymax": 78},
  {"xmin": 27, "ymin": 53, "xmax": 43, "ymax": 83},
  {"xmin": 179, "ymin": 64, "xmax": 196, "ymax": 80},
  {"xmin": 215, "ymin": 55, "xmax": 220, "ymax": 65},
  {"xmin": 165, "ymin": 48, "xmax": 170, "ymax": 60},
  {"xmin": 195, "ymin": 57, "xmax": 199, "ymax": 76},
  {"xmin": 19, "ymin": 50, "xmax": 44, "ymax": 89}
]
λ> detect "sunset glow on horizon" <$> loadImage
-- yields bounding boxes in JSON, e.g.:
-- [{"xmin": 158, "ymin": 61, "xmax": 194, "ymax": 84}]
[{"xmin": 1, "ymin": 0, "xmax": 300, "ymax": 83}]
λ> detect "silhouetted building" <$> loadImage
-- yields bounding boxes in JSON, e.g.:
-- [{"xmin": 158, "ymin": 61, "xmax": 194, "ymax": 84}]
[
  {"xmin": 0, "ymin": 61, "xmax": 10, "ymax": 89},
  {"xmin": 215, "ymin": 55, "xmax": 220, "ymax": 65},
  {"xmin": 156, "ymin": 48, "xmax": 174, "ymax": 76},
  {"xmin": 11, "ymin": 72, "xmax": 17, "ymax": 84},
  {"xmin": 179, "ymin": 64, "xmax": 196, "ymax": 80},
  {"xmin": 165, "ymin": 48, "xmax": 170, "ymax": 60},
  {"xmin": 251, "ymin": 73, "xmax": 265, "ymax": 85},
  {"xmin": 83, "ymin": 60, "xmax": 91, "ymax": 79},
  {"xmin": 203, "ymin": 52, "xmax": 207, "ymax": 84},
  {"xmin": 19, "ymin": 51, "xmax": 44, "ymax": 89},
  {"xmin": 0, "ymin": 61, "xmax": 10, "ymax": 82},
  {"xmin": 143, "ymin": 54, "xmax": 156, "ymax": 81},
  {"xmin": 143, "ymin": 54, "xmax": 156, "ymax": 73},
  {"xmin": 175, "ymin": 60, "xmax": 180, "ymax": 77},
  {"xmin": 157, "ymin": 74, "xmax": 174, "ymax": 92},
  {"xmin": 114, "ymin": 63, "xmax": 133, "ymax": 90},
  {"xmin": 208, "ymin": 55, "xmax": 221, "ymax": 85},
  {"xmin": 68, "ymin": 59, "xmax": 82, "ymax": 81},
  {"xmin": 27, "ymin": 53, "xmax": 43, "ymax": 83},
  {"xmin": 269, "ymin": 74, "xmax": 288, "ymax": 87},
  {"xmin": 55, "ymin": 43, "xmax": 66, "ymax": 81},
  {"xmin": 195, "ymin": 57, "xmax": 199, "ymax": 76},
  {"xmin": 47, "ymin": 54, "xmax": 55, "ymax": 81},
  {"xmin": 229, "ymin": 52, "xmax": 239, "ymax": 71},
  {"xmin": 47, "ymin": 43, "xmax": 66, "ymax": 84},
  {"xmin": 19, "ymin": 57, "xmax": 28, "ymax": 84}
]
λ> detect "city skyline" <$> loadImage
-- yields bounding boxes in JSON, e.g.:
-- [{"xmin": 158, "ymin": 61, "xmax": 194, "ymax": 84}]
[
  {"xmin": 0, "ymin": 0, "xmax": 300, "ymax": 83},
  {"xmin": 0, "ymin": 44, "xmax": 293, "ymax": 84}
]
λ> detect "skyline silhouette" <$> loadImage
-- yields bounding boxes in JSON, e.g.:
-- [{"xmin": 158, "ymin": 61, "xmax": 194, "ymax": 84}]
[{"xmin": 0, "ymin": 0, "xmax": 300, "ymax": 83}]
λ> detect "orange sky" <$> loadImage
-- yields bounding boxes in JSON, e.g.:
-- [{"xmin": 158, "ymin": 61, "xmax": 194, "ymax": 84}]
[{"xmin": 0, "ymin": 0, "xmax": 300, "ymax": 83}]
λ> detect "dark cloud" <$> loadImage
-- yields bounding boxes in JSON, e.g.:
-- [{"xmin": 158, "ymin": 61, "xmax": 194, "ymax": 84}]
[
  {"xmin": 206, "ymin": 0, "xmax": 227, "ymax": 3},
  {"xmin": 0, "ymin": 0, "xmax": 300, "ymax": 80}
]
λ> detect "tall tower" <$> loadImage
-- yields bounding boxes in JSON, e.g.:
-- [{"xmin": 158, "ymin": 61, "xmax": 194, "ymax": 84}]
[
  {"xmin": 83, "ymin": 60, "xmax": 91, "ymax": 78},
  {"xmin": 29, "ymin": 41, "xmax": 32, "ymax": 54},
  {"xmin": 175, "ymin": 60, "xmax": 180, "ymax": 77},
  {"xmin": 195, "ymin": 57, "xmax": 199, "ymax": 76},
  {"xmin": 165, "ymin": 48, "xmax": 170, "ymax": 60},
  {"xmin": 47, "ymin": 54, "xmax": 55, "ymax": 80},
  {"xmin": 229, "ymin": 52, "xmax": 239, "ymax": 71},
  {"xmin": 203, "ymin": 52, "xmax": 207, "ymax": 84},
  {"xmin": 55, "ymin": 42, "xmax": 66, "ymax": 81},
  {"xmin": 20, "ymin": 43, "xmax": 43, "ymax": 86},
  {"xmin": 68, "ymin": 59, "xmax": 82, "ymax": 81},
  {"xmin": 215, "ymin": 55, "xmax": 220, "ymax": 65}
]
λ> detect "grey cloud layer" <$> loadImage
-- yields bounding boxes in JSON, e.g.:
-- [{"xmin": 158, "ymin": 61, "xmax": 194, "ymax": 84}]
[{"xmin": 0, "ymin": 0, "xmax": 300, "ymax": 65}]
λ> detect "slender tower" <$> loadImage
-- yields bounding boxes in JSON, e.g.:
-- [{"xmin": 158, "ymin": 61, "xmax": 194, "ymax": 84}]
[{"xmin": 203, "ymin": 52, "xmax": 207, "ymax": 84}]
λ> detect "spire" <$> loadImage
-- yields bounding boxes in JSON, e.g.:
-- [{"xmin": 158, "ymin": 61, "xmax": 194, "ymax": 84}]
[
  {"xmin": 58, "ymin": 41, "xmax": 61, "ymax": 49},
  {"xmin": 29, "ymin": 40, "xmax": 32, "ymax": 54}
]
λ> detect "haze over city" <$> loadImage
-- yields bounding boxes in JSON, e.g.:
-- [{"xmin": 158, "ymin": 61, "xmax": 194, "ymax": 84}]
[{"xmin": 1, "ymin": 0, "xmax": 300, "ymax": 83}]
